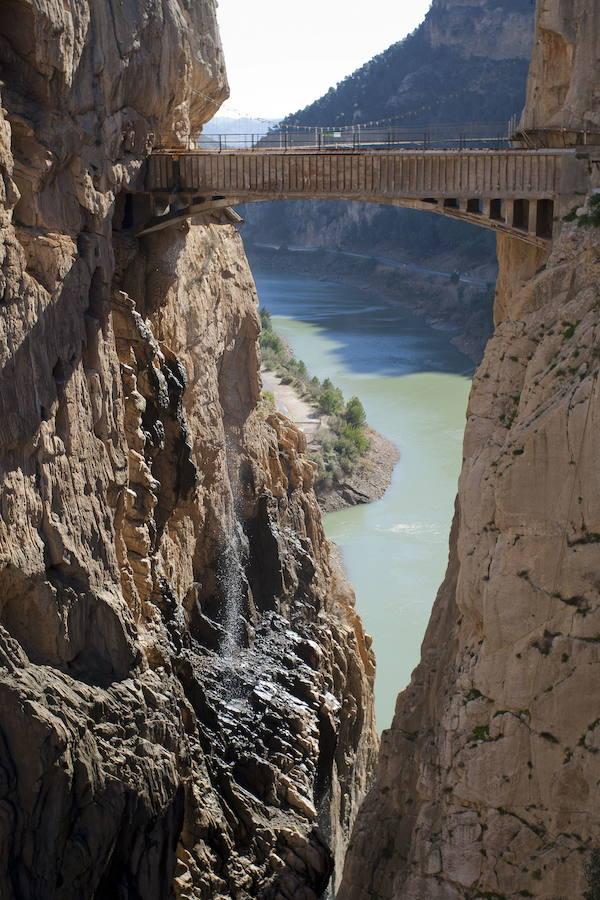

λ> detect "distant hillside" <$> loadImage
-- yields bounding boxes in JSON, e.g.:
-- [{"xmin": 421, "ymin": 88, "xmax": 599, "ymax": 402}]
[
  {"xmin": 242, "ymin": 0, "xmax": 535, "ymax": 281},
  {"xmin": 203, "ymin": 116, "xmax": 279, "ymax": 136},
  {"xmin": 283, "ymin": 6, "xmax": 533, "ymax": 129}
]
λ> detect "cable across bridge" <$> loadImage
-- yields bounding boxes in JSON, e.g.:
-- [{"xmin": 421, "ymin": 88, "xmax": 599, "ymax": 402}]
[{"xmin": 197, "ymin": 122, "xmax": 513, "ymax": 152}]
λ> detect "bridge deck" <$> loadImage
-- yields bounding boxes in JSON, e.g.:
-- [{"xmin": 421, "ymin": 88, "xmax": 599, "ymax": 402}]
[
  {"xmin": 149, "ymin": 149, "xmax": 561, "ymax": 199},
  {"xmin": 143, "ymin": 148, "xmax": 585, "ymax": 245}
]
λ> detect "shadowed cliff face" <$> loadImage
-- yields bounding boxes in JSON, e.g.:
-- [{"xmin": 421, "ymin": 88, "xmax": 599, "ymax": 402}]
[
  {"xmin": 339, "ymin": 1, "xmax": 600, "ymax": 898},
  {"xmin": 0, "ymin": 3, "xmax": 377, "ymax": 898}
]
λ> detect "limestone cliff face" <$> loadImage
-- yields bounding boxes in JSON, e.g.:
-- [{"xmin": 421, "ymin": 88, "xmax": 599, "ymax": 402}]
[
  {"xmin": 339, "ymin": 221, "xmax": 600, "ymax": 899},
  {"xmin": 339, "ymin": 1, "xmax": 600, "ymax": 897},
  {"xmin": 521, "ymin": 0, "xmax": 600, "ymax": 132},
  {"xmin": 0, "ymin": 3, "xmax": 376, "ymax": 898},
  {"xmin": 425, "ymin": 0, "xmax": 534, "ymax": 60}
]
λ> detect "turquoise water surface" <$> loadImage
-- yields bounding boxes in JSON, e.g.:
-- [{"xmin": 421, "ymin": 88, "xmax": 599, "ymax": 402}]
[{"xmin": 253, "ymin": 272, "xmax": 472, "ymax": 729}]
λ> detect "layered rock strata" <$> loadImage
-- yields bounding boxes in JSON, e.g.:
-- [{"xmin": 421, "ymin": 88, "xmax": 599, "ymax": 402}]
[{"xmin": 0, "ymin": 3, "xmax": 377, "ymax": 898}]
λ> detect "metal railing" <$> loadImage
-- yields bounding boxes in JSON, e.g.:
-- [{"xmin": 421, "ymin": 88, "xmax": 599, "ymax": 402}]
[{"xmin": 196, "ymin": 122, "xmax": 512, "ymax": 152}]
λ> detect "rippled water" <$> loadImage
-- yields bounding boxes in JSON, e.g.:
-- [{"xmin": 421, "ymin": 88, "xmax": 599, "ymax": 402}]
[{"xmin": 253, "ymin": 272, "xmax": 472, "ymax": 729}]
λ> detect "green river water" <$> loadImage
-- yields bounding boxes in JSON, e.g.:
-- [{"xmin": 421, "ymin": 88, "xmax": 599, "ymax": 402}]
[{"xmin": 253, "ymin": 271, "xmax": 472, "ymax": 730}]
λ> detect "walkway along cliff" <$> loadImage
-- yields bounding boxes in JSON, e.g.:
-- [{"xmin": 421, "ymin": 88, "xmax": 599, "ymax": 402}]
[
  {"xmin": 339, "ymin": 1, "xmax": 600, "ymax": 897},
  {"xmin": 0, "ymin": 2, "xmax": 376, "ymax": 898}
]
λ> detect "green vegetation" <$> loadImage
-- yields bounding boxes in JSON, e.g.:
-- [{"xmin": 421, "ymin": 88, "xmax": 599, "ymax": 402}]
[
  {"xmin": 578, "ymin": 194, "xmax": 600, "ymax": 228},
  {"xmin": 564, "ymin": 196, "xmax": 600, "ymax": 229},
  {"xmin": 318, "ymin": 379, "xmax": 344, "ymax": 415},
  {"xmin": 466, "ymin": 688, "xmax": 484, "ymax": 702},
  {"xmin": 259, "ymin": 308, "xmax": 371, "ymax": 489},
  {"xmin": 259, "ymin": 390, "xmax": 276, "ymax": 414}
]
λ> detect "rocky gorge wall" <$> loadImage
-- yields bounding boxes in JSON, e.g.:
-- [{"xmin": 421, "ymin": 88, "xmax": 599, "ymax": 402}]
[
  {"xmin": 340, "ymin": 217, "xmax": 600, "ymax": 900},
  {"xmin": 0, "ymin": 3, "xmax": 377, "ymax": 898},
  {"xmin": 339, "ymin": 1, "xmax": 600, "ymax": 897}
]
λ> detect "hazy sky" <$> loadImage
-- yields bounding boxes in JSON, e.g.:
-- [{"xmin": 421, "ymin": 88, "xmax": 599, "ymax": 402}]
[{"xmin": 216, "ymin": 0, "xmax": 432, "ymax": 120}]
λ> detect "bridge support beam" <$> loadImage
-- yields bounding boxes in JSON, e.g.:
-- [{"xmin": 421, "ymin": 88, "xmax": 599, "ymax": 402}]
[
  {"xmin": 504, "ymin": 200, "xmax": 515, "ymax": 230},
  {"xmin": 528, "ymin": 201, "xmax": 539, "ymax": 238}
]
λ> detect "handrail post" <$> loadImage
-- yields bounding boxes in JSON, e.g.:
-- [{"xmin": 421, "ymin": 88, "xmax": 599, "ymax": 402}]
[{"xmin": 219, "ymin": 135, "xmax": 222, "ymax": 152}]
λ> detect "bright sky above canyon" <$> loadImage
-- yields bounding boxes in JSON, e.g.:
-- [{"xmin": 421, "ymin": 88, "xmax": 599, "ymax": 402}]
[{"xmin": 216, "ymin": 0, "xmax": 432, "ymax": 119}]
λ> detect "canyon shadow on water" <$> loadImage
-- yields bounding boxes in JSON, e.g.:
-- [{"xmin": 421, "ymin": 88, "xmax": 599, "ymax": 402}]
[{"xmin": 252, "ymin": 271, "xmax": 473, "ymax": 729}]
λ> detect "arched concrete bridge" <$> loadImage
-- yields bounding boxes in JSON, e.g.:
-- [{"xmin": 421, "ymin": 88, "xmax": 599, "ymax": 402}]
[{"xmin": 139, "ymin": 147, "xmax": 591, "ymax": 246}]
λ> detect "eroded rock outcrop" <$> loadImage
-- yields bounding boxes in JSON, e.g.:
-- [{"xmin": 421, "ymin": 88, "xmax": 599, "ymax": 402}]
[{"xmin": 0, "ymin": 3, "xmax": 377, "ymax": 898}]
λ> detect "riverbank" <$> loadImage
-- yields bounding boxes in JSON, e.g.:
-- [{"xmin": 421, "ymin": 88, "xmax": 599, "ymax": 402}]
[
  {"xmin": 319, "ymin": 425, "xmax": 400, "ymax": 512},
  {"xmin": 246, "ymin": 242, "xmax": 495, "ymax": 363},
  {"xmin": 261, "ymin": 366, "xmax": 399, "ymax": 512}
]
